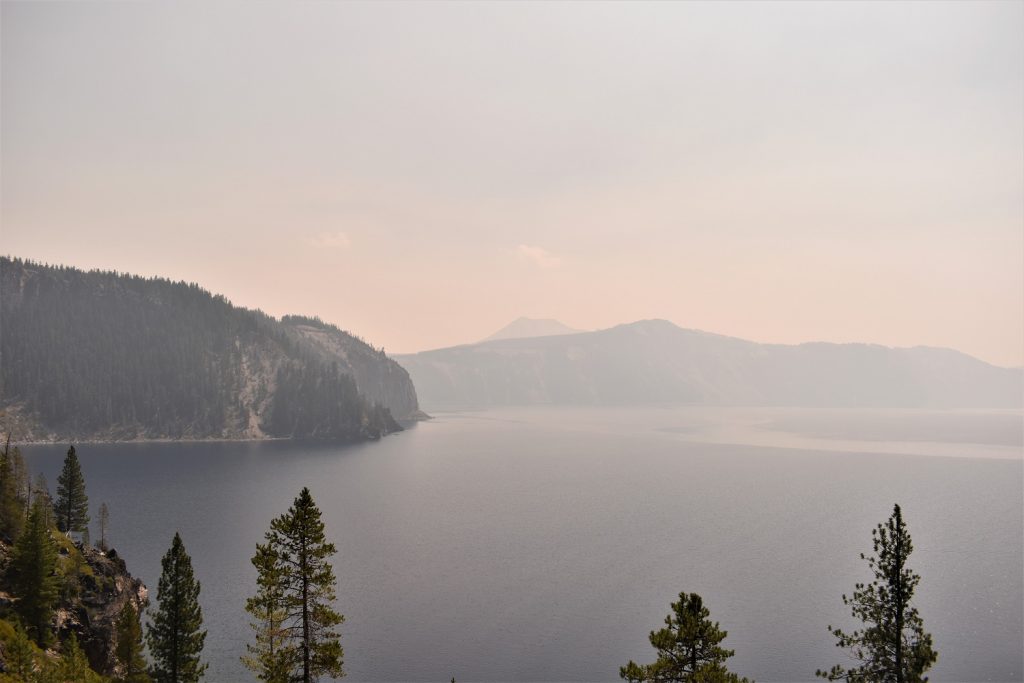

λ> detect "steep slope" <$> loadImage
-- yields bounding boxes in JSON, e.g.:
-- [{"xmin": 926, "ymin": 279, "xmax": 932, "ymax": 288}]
[
  {"xmin": 281, "ymin": 316, "xmax": 423, "ymax": 422},
  {"xmin": 0, "ymin": 257, "xmax": 421, "ymax": 442},
  {"xmin": 0, "ymin": 537, "xmax": 147, "ymax": 678},
  {"xmin": 482, "ymin": 317, "xmax": 585, "ymax": 342},
  {"xmin": 395, "ymin": 319, "xmax": 1022, "ymax": 410}
]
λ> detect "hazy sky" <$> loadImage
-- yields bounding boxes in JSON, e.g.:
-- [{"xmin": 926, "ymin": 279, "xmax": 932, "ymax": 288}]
[{"xmin": 3, "ymin": 1, "xmax": 1022, "ymax": 366}]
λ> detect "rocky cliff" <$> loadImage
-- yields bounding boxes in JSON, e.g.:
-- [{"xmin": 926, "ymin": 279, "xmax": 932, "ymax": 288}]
[{"xmin": 0, "ymin": 538, "xmax": 147, "ymax": 678}]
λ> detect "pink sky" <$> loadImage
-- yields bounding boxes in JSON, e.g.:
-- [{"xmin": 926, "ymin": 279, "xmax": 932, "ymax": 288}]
[{"xmin": 3, "ymin": 2, "xmax": 1022, "ymax": 366}]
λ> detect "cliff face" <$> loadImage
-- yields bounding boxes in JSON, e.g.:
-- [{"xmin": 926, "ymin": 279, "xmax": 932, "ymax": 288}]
[
  {"xmin": 54, "ymin": 545, "xmax": 148, "ymax": 677},
  {"xmin": 0, "ymin": 257, "xmax": 422, "ymax": 442},
  {"xmin": 0, "ymin": 539, "xmax": 147, "ymax": 678},
  {"xmin": 282, "ymin": 317, "xmax": 423, "ymax": 422}
]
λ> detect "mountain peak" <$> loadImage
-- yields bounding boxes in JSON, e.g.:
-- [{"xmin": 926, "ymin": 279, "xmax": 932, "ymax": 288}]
[{"xmin": 483, "ymin": 317, "xmax": 585, "ymax": 342}]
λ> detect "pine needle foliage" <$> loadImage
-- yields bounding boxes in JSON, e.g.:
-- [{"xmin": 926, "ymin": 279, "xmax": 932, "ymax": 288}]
[
  {"xmin": 241, "ymin": 542, "xmax": 293, "ymax": 683},
  {"xmin": 9, "ymin": 498, "xmax": 61, "ymax": 646},
  {"xmin": 116, "ymin": 602, "xmax": 152, "ymax": 683},
  {"xmin": 620, "ymin": 592, "xmax": 751, "ymax": 683},
  {"xmin": 98, "ymin": 502, "xmax": 111, "ymax": 551},
  {"xmin": 54, "ymin": 445, "xmax": 89, "ymax": 535},
  {"xmin": 146, "ymin": 533, "xmax": 208, "ymax": 683},
  {"xmin": 0, "ymin": 437, "xmax": 25, "ymax": 540},
  {"xmin": 259, "ymin": 487, "xmax": 344, "ymax": 683},
  {"xmin": 817, "ymin": 504, "xmax": 937, "ymax": 683},
  {"xmin": 58, "ymin": 631, "xmax": 104, "ymax": 682},
  {"xmin": 4, "ymin": 621, "xmax": 38, "ymax": 680}
]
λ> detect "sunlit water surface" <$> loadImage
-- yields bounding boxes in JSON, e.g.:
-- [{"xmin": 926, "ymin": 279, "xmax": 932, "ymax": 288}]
[{"xmin": 23, "ymin": 407, "xmax": 1024, "ymax": 682}]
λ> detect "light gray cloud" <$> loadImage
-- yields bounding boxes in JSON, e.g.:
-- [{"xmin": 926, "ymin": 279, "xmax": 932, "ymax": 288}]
[
  {"xmin": 307, "ymin": 231, "xmax": 351, "ymax": 249},
  {"xmin": 517, "ymin": 244, "xmax": 562, "ymax": 269}
]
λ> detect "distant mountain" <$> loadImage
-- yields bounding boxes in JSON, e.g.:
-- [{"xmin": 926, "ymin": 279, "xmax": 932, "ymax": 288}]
[
  {"xmin": 0, "ymin": 257, "xmax": 422, "ymax": 442},
  {"xmin": 395, "ymin": 319, "xmax": 1022, "ymax": 411},
  {"xmin": 483, "ymin": 317, "xmax": 585, "ymax": 342}
]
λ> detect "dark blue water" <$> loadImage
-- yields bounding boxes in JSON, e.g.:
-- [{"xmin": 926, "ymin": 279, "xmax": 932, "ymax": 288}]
[{"xmin": 22, "ymin": 407, "xmax": 1024, "ymax": 682}]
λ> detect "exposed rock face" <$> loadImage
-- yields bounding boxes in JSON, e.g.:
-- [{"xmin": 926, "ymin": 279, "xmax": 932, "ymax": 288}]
[
  {"xmin": 282, "ymin": 317, "xmax": 424, "ymax": 422},
  {"xmin": 0, "ymin": 539, "xmax": 147, "ymax": 678},
  {"xmin": 55, "ymin": 545, "xmax": 148, "ymax": 677}
]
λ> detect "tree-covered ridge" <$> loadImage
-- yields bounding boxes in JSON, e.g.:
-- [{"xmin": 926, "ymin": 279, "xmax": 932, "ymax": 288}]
[{"xmin": 0, "ymin": 257, "xmax": 414, "ymax": 442}]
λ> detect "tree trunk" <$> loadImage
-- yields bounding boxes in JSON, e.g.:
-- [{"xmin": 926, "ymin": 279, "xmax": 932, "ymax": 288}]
[
  {"xmin": 302, "ymin": 534, "xmax": 310, "ymax": 683},
  {"xmin": 894, "ymin": 509, "xmax": 904, "ymax": 683}
]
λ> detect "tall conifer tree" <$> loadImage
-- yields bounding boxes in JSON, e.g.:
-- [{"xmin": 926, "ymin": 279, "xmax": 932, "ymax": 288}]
[
  {"xmin": 33, "ymin": 473, "xmax": 54, "ymax": 529},
  {"xmin": 4, "ymin": 622, "xmax": 38, "ymax": 680},
  {"xmin": 620, "ymin": 592, "xmax": 750, "ymax": 683},
  {"xmin": 99, "ymin": 501, "xmax": 111, "ymax": 551},
  {"xmin": 242, "ymin": 543, "xmax": 293, "ymax": 683},
  {"xmin": 0, "ymin": 437, "xmax": 24, "ymax": 539},
  {"xmin": 9, "ymin": 498, "xmax": 61, "ymax": 646},
  {"xmin": 146, "ymin": 532, "xmax": 208, "ymax": 683},
  {"xmin": 116, "ymin": 602, "xmax": 151, "ymax": 683},
  {"xmin": 55, "ymin": 444, "xmax": 89, "ymax": 535},
  {"xmin": 818, "ymin": 504, "xmax": 937, "ymax": 682},
  {"xmin": 260, "ymin": 487, "xmax": 344, "ymax": 683},
  {"xmin": 59, "ymin": 631, "xmax": 101, "ymax": 682}
]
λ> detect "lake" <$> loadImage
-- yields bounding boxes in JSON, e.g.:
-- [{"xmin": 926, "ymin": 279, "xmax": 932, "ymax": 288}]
[{"xmin": 22, "ymin": 407, "xmax": 1024, "ymax": 682}]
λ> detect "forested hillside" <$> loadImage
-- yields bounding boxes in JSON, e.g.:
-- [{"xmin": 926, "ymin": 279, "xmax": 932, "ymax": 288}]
[{"xmin": 0, "ymin": 257, "xmax": 420, "ymax": 441}]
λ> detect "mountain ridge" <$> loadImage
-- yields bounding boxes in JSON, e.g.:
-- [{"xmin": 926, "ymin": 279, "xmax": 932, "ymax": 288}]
[
  {"xmin": 395, "ymin": 319, "xmax": 1022, "ymax": 411},
  {"xmin": 0, "ymin": 257, "xmax": 423, "ymax": 442},
  {"xmin": 482, "ymin": 317, "xmax": 585, "ymax": 342}
]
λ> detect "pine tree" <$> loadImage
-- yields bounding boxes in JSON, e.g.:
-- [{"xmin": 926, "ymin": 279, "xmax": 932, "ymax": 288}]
[
  {"xmin": 620, "ymin": 592, "xmax": 750, "ymax": 683},
  {"xmin": 99, "ymin": 501, "xmax": 111, "ymax": 551},
  {"xmin": 55, "ymin": 445, "xmax": 90, "ymax": 535},
  {"xmin": 242, "ymin": 543, "xmax": 294, "ymax": 683},
  {"xmin": 818, "ymin": 504, "xmax": 937, "ymax": 682},
  {"xmin": 33, "ymin": 473, "xmax": 54, "ymax": 528},
  {"xmin": 116, "ymin": 602, "xmax": 152, "ymax": 683},
  {"xmin": 146, "ymin": 532, "xmax": 208, "ymax": 682},
  {"xmin": 11, "ymin": 443, "xmax": 30, "ymax": 509},
  {"xmin": 263, "ymin": 487, "xmax": 344, "ymax": 683},
  {"xmin": 0, "ymin": 435, "xmax": 25, "ymax": 540},
  {"xmin": 59, "ymin": 631, "xmax": 101, "ymax": 682},
  {"xmin": 9, "ymin": 498, "xmax": 61, "ymax": 646},
  {"xmin": 5, "ymin": 622, "xmax": 38, "ymax": 680}
]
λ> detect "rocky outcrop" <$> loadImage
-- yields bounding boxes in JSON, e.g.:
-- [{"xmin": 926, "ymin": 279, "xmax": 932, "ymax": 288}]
[
  {"xmin": 0, "ymin": 538, "xmax": 147, "ymax": 678},
  {"xmin": 282, "ymin": 317, "xmax": 424, "ymax": 422},
  {"xmin": 55, "ymin": 545, "xmax": 147, "ymax": 677}
]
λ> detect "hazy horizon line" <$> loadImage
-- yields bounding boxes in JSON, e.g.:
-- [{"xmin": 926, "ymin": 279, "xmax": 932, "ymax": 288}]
[{"xmin": 5, "ymin": 254, "xmax": 1019, "ymax": 370}]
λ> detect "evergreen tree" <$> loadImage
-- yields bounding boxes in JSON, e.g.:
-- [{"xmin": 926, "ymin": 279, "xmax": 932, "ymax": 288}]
[
  {"xmin": 818, "ymin": 504, "xmax": 937, "ymax": 682},
  {"xmin": 59, "ymin": 631, "xmax": 101, "ymax": 682},
  {"xmin": 9, "ymin": 498, "xmax": 61, "ymax": 646},
  {"xmin": 33, "ymin": 473, "xmax": 54, "ymax": 528},
  {"xmin": 55, "ymin": 445, "xmax": 90, "ymax": 535},
  {"xmin": 242, "ymin": 543, "xmax": 294, "ymax": 683},
  {"xmin": 0, "ymin": 435, "xmax": 25, "ymax": 540},
  {"xmin": 116, "ymin": 601, "xmax": 152, "ymax": 683},
  {"xmin": 620, "ymin": 592, "xmax": 750, "ymax": 683},
  {"xmin": 5, "ymin": 621, "xmax": 38, "ymax": 680},
  {"xmin": 264, "ymin": 487, "xmax": 344, "ymax": 683},
  {"xmin": 99, "ymin": 501, "xmax": 110, "ymax": 551},
  {"xmin": 11, "ymin": 443, "xmax": 30, "ymax": 509},
  {"xmin": 146, "ymin": 533, "xmax": 208, "ymax": 683}
]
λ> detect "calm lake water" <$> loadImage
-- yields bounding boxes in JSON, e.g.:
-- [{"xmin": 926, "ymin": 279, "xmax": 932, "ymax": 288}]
[{"xmin": 22, "ymin": 407, "xmax": 1024, "ymax": 682}]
